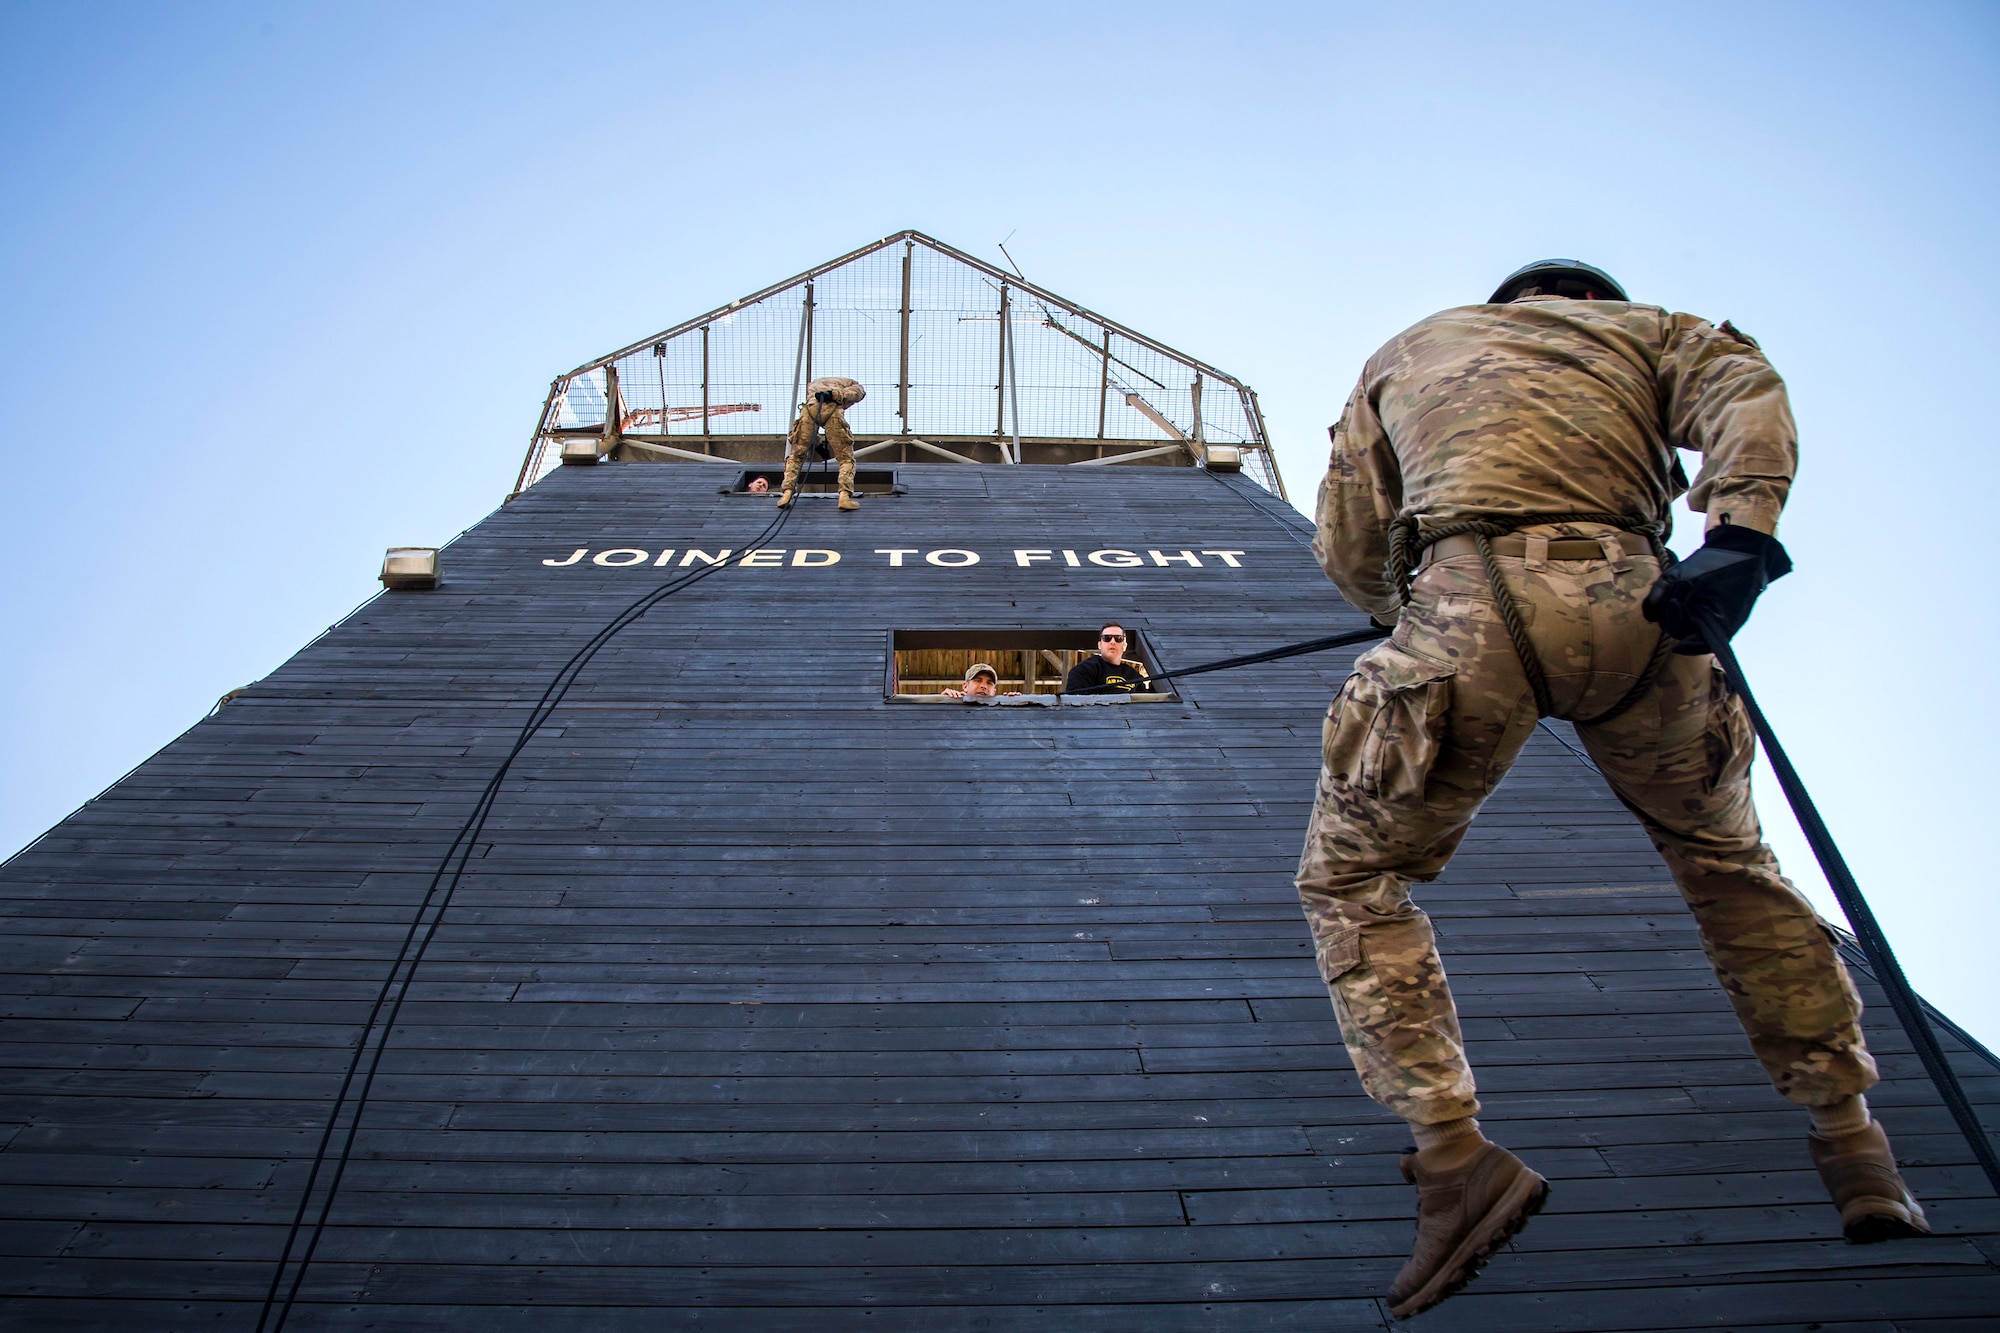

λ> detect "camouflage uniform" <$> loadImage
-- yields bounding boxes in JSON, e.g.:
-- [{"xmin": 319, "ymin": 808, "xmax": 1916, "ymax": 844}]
[
  {"xmin": 783, "ymin": 376, "xmax": 862, "ymax": 498},
  {"xmin": 1299, "ymin": 296, "xmax": 1876, "ymax": 1125}
]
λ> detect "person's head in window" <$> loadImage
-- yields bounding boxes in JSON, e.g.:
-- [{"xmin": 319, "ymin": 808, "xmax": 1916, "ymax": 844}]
[
  {"xmin": 942, "ymin": 663, "xmax": 1017, "ymax": 700},
  {"xmin": 746, "ymin": 476, "xmax": 770, "ymax": 493},
  {"xmin": 1065, "ymin": 623, "xmax": 1152, "ymax": 694}
]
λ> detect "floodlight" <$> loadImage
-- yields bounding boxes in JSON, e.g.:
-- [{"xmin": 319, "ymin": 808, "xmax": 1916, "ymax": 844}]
[
  {"xmin": 380, "ymin": 547, "xmax": 439, "ymax": 590},
  {"xmin": 1203, "ymin": 446, "xmax": 1242, "ymax": 473}
]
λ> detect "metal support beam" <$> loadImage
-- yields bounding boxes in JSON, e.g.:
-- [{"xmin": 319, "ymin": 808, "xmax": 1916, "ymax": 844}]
[
  {"xmin": 1097, "ymin": 328, "xmax": 1110, "ymax": 440},
  {"xmin": 995, "ymin": 283, "xmax": 1009, "ymax": 449},
  {"xmin": 909, "ymin": 438, "xmax": 985, "ymax": 465},
  {"xmin": 1123, "ymin": 392, "xmax": 1186, "ymax": 441},
  {"xmin": 789, "ymin": 283, "xmax": 813, "ymax": 416},
  {"xmin": 601, "ymin": 364, "xmax": 622, "ymax": 456},
  {"xmin": 1070, "ymin": 442, "xmax": 1189, "ymax": 467},
  {"xmin": 1245, "ymin": 387, "xmax": 1286, "ymax": 501},
  {"xmin": 898, "ymin": 240, "xmax": 912, "ymax": 432},
  {"xmin": 701, "ymin": 326, "xmax": 711, "ymax": 446},
  {"xmin": 1191, "ymin": 376, "xmax": 1204, "ymax": 449},
  {"xmin": 513, "ymin": 376, "xmax": 566, "ymax": 496},
  {"xmin": 619, "ymin": 438, "xmax": 740, "ymax": 464},
  {"xmin": 1004, "ymin": 287, "xmax": 1022, "ymax": 464}
]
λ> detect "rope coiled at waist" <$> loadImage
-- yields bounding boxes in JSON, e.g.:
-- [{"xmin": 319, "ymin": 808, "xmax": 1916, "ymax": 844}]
[{"xmin": 1385, "ymin": 511, "xmax": 1672, "ymax": 726}]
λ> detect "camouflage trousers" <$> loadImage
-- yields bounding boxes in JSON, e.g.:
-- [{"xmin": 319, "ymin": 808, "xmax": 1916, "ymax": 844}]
[
  {"xmin": 782, "ymin": 418, "xmax": 856, "ymax": 495},
  {"xmin": 1296, "ymin": 531, "xmax": 1877, "ymax": 1124}
]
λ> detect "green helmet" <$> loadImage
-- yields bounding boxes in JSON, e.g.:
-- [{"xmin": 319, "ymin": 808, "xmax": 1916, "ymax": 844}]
[{"xmin": 1489, "ymin": 259, "xmax": 1628, "ymax": 304}]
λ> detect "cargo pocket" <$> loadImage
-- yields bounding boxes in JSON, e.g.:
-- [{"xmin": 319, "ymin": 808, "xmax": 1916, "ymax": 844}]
[
  {"xmin": 1322, "ymin": 643, "xmax": 1455, "ymax": 804},
  {"xmin": 1701, "ymin": 661, "xmax": 1755, "ymax": 796},
  {"xmin": 1315, "ymin": 920, "xmax": 1361, "ymax": 989},
  {"xmin": 1315, "ymin": 920, "xmax": 1400, "ymax": 1050}
]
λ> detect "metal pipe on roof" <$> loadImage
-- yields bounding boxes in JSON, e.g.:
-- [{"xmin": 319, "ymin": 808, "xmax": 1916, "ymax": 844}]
[
  {"xmin": 1070, "ymin": 442, "xmax": 1189, "ymax": 467},
  {"xmin": 513, "ymin": 376, "xmax": 566, "ymax": 497},
  {"xmin": 789, "ymin": 284, "xmax": 811, "ymax": 421},
  {"xmin": 995, "ymin": 284, "xmax": 1009, "ymax": 455},
  {"xmin": 1005, "ymin": 288, "xmax": 1023, "ymax": 464},
  {"xmin": 898, "ymin": 241, "xmax": 912, "ymax": 433}
]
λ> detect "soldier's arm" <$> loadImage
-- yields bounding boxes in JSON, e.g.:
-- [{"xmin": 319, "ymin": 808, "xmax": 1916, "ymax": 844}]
[
  {"xmin": 1311, "ymin": 377, "xmax": 1405, "ymax": 621},
  {"xmin": 1659, "ymin": 315, "xmax": 1798, "ymax": 535}
]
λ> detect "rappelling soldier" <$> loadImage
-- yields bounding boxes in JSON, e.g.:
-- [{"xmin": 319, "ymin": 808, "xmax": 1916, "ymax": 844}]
[
  {"xmin": 1300, "ymin": 260, "xmax": 1928, "ymax": 1318},
  {"xmin": 779, "ymin": 376, "xmax": 865, "ymax": 511}
]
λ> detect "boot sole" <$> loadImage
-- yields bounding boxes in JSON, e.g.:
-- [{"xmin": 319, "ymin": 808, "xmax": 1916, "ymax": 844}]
[
  {"xmin": 1389, "ymin": 1170, "xmax": 1549, "ymax": 1320},
  {"xmin": 1844, "ymin": 1201, "xmax": 1931, "ymax": 1244}
]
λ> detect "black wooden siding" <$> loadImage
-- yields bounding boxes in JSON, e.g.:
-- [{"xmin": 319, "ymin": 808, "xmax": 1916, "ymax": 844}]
[{"xmin": 1, "ymin": 462, "xmax": 1994, "ymax": 1330}]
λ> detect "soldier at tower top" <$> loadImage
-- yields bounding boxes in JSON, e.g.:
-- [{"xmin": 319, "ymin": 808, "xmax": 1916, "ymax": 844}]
[
  {"xmin": 779, "ymin": 376, "xmax": 865, "ymax": 512},
  {"xmin": 1299, "ymin": 260, "xmax": 1927, "ymax": 1318}
]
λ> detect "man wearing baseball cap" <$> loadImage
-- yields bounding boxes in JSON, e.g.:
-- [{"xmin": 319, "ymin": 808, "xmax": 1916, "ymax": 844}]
[{"xmin": 941, "ymin": 663, "xmax": 1020, "ymax": 700}]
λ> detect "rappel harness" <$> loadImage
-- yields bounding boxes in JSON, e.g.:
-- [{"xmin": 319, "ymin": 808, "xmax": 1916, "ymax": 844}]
[{"xmin": 1386, "ymin": 509, "xmax": 1672, "ymax": 726}]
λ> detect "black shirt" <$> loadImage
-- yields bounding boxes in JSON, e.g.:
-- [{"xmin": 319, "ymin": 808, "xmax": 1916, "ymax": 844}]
[{"xmin": 1064, "ymin": 655, "xmax": 1154, "ymax": 694}]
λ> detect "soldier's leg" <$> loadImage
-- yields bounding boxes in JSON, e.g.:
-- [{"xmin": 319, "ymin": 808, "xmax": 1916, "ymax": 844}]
[
  {"xmin": 1300, "ymin": 612, "xmax": 1551, "ymax": 1317},
  {"xmin": 1577, "ymin": 651, "xmax": 1877, "ymax": 1109},
  {"xmin": 778, "ymin": 436, "xmax": 805, "ymax": 504},
  {"xmin": 1297, "ymin": 597, "xmax": 1541, "ymax": 1126},
  {"xmin": 832, "ymin": 435, "xmax": 858, "ymax": 510},
  {"xmin": 1578, "ymin": 649, "xmax": 1929, "ymax": 1239}
]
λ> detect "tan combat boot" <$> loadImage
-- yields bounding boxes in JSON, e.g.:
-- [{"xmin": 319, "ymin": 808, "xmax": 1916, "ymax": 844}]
[
  {"xmin": 1387, "ymin": 1140, "xmax": 1548, "ymax": 1320},
  {"xmin": 775, "ymin": 489, "xmax": 795, "ymax": 509},
  {"xmin": 837, "ymin": 490, "xmax": 859, "ymax": 511},
  {"xmin": 1809, "ymin": 1122, "xmax": 1930, "ymax": 1242}
]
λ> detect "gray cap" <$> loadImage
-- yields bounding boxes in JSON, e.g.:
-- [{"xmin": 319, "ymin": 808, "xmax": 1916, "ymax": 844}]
[{"xmin": 964, "ymin": 662, "xmax": 998, "ymax": 682}]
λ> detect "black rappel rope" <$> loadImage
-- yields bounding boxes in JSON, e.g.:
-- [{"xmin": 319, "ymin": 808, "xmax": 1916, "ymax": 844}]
[
  {"xmin": 255, "ymin": 447, "xmax": 829, "ymax": 1332},
  {"xmin": 1063, "ymin": 624, "xmax": 1390, "ymax": 694},
  {"xmin": 1697, "ymin": 610, "xmax": 2000, "ymax": 1194}
]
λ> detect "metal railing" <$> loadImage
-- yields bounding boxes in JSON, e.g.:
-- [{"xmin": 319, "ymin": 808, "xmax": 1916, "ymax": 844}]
[{"xmin": 514, "ymin": 230, "xmax": 1286, "ymax": 499}]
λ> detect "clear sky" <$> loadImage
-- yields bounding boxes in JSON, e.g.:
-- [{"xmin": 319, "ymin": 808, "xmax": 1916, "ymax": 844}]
[{"xmin": 3, "ymin": 2, "xmax": 1996, "ymax": 1044}]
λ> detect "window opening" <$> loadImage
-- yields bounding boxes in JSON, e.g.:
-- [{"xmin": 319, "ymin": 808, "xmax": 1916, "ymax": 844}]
[
  {"xmin": 887, "ymin": 628, "xmax": 1177, "ymax": 703},
  {"xmin": 728, "ymin": 468, "xmax": 903, "ymax": 496}
]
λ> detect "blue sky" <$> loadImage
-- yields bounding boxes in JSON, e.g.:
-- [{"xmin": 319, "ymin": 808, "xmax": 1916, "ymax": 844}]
[{"xmin": 3, "ymin": 1, "xmax": 1996, "ymax": 1043}]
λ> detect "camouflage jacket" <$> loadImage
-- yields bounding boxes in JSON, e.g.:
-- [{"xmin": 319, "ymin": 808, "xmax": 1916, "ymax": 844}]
[{"xmin": 1313, "ymin": 296, "xmax": 1798, "ymax": 620}]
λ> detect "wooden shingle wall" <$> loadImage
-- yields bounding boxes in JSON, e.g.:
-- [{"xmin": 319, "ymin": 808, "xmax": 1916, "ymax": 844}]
[{"xmin": 0, "ymin": 464, "xmax": 1994, "ymax": 1330}]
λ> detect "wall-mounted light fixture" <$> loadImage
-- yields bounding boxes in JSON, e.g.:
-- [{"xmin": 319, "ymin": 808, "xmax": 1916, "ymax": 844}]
[
  {"xmin": 1203, "ymin": 446, "xmax": 1242, "ymax": 473},
  {"xmin": 561, "ymin": 438, "xmax": 603, "ymax": 465},
  {"xmin": 380, "ymin": 547, "xmax": 439, "ymax": 589}
]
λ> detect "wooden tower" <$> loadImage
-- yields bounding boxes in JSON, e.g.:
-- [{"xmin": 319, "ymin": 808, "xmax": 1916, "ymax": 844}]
[{"xmin": 2, "ymin": 235, "xmax": 1995, "ymax": 1329}]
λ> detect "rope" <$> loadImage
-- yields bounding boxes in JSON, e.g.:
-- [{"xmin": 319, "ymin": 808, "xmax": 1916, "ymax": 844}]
[
  {"xmin": 1697, "ymin": 610, "xmax": 2000, "ymax": 1196},
  {"xmin": 1063, "ymin": 624, "xmax": 1391, "ymax": 694},
  {"xmin": 255, "ymin": 448, "xmax": 827, "ymax": 1331},
  {"xmin": 1388, "ymin": 511, "xmax": 1670, "ymax": 726}
]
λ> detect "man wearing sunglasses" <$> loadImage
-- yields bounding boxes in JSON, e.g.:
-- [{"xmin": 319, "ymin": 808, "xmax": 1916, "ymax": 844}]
[{"xmin": 1063, "ymin": 623, "xmax": 1154, "ymax": 695}]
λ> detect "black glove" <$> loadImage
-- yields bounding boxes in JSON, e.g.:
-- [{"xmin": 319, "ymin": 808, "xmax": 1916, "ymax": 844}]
[{"xmin": 1642, "ymin": 524, "xmax": 1792, "ymax": 655}]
